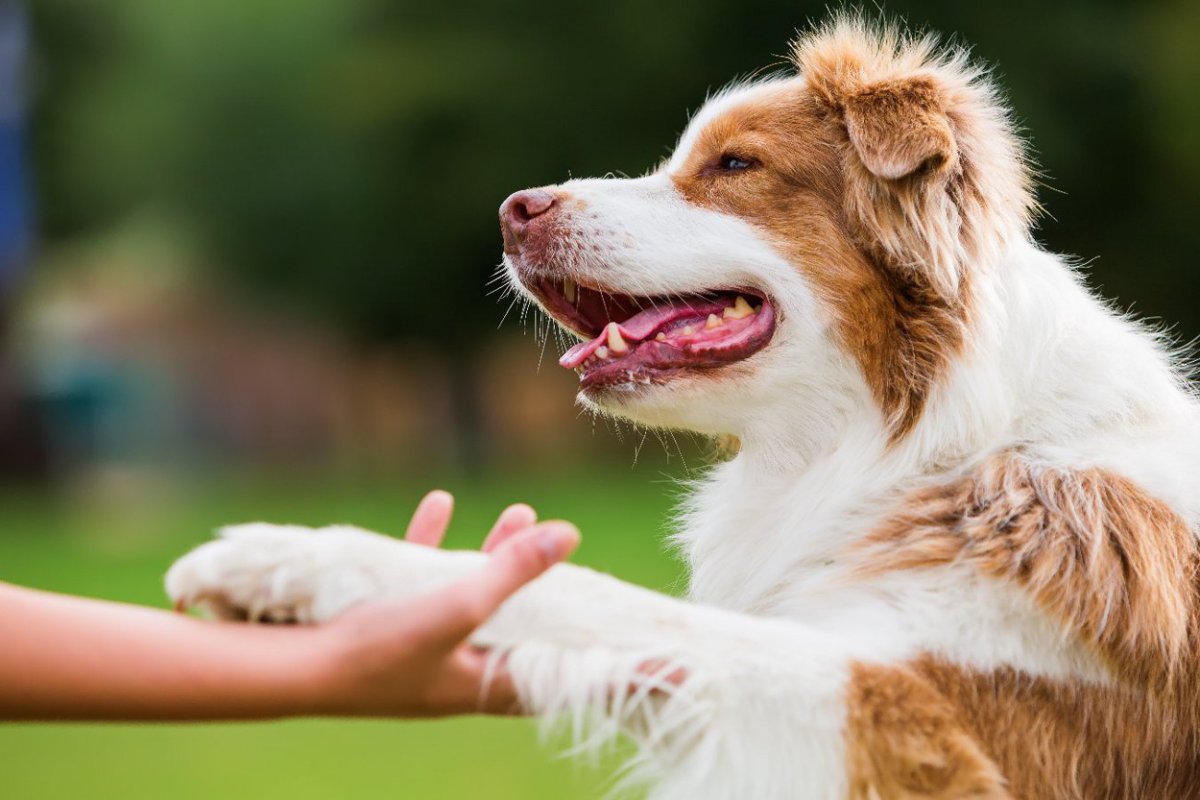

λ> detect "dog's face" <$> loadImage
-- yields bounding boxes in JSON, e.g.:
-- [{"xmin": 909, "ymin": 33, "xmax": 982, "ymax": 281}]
[{"xmin": 503, "ymin": 24, "xmax": 1034, "ymax": 439}]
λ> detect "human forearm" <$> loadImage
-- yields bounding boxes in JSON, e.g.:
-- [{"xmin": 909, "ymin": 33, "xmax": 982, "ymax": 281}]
[{"xmin": 0, "ymin": 581, "xmax": 328, "ymax": 721}]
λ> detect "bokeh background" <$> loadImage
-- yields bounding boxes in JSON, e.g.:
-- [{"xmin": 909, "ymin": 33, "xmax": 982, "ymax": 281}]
[{"xmin": 1, "ymin": 0, "xmax": 1197, "ymax": 797}]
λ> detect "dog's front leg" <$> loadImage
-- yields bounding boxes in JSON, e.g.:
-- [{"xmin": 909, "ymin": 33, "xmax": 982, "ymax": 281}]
[{"xmin": 166, "ymin": 523, "xmax": 865, "ymax": 800}]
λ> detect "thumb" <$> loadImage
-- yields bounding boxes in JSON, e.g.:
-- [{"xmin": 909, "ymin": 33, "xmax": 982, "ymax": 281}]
[{"xmin": 421, "ymin": 521, "xmax": 579, "ymax": 647}]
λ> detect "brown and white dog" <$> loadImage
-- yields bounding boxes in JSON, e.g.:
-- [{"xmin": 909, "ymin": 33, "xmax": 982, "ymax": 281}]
[{"xmin": 167, "ymin": 17, "xmax": 1200, "ymax": 799}]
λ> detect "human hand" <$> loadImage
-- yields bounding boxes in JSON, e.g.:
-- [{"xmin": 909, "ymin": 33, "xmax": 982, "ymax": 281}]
[
  {"xmin": 0, "ymin": 493, "xmax": 576, "ymax": 722},
  {"xmin": 303, "ymin": 492, "xmax": 579, "ymax": 717}
]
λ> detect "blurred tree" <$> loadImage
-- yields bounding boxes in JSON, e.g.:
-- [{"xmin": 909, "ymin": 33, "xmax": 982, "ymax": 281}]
[
  {"xmin": 25, "ymin": 0, "xmax": 1200, "ymax": 345},
  {"xmin": 0, "ymin": 0, "xmax": 30, "ymax": 295},
  {"xmin": 0, "ymin": 0, "xmax": 47, "ymax": 480}
]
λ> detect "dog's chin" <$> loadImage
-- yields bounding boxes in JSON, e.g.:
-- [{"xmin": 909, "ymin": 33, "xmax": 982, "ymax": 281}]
[
  {"xmin": 576, "ymin": 369, "xmax": 688, "ymax": 413},
  {"xmin": 575, "ymin": 363, "xmax": 764, "ymax": 434}
]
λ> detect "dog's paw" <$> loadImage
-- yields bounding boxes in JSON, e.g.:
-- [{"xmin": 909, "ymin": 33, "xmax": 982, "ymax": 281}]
[{"xmin": 165, "ymin": 523, "xmax": 388, "ymax": 623}]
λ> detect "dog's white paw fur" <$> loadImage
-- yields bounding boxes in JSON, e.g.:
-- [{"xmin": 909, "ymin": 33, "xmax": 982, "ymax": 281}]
[{"xmin": 165, "ymin": 523, "xmax": 481, "ymax": 623}]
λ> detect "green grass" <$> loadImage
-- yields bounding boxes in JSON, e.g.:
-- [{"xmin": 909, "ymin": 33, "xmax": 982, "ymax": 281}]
[{"xmin": 0, "ymin": 468, "xmax": 689, "ymax": 799}]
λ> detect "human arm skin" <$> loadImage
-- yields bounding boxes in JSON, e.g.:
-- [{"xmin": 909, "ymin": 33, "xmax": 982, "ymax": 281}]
[{"xmin": 0, "ymin": 493, "xmax": 579, "ymax": 721}]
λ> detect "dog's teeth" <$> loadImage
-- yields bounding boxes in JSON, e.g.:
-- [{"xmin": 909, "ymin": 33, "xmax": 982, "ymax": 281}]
[
  {"xmin": 706, "ymin": 313, "xmax": 722, "ymax": 329},
  {"xmin": 682, "ymin": 325, "xmax": 695, "ymax": 336},
  {"xmin": 723, "ymin": 295, "xmax": 754, "ymax": 320},
  {"xmin": 564, "ymin": 278, "xmax": 577, "ymax": 304},
  {"xmin": 605, "ymin": 322, "xmax": 629, "ymax": 354},
  {"xmin": 597, "ymin": 345, "xmax": 609, "ymax": 359},
  {"xmin": 655, "ymin": 332, "xmax": 667, "ymax": 342}
]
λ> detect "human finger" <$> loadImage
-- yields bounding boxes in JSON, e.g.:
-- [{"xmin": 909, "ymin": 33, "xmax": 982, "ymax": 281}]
[
  {"xmin": 482, "ymin": 503, "xmax": 537, "ymax": 553},
  {"xmin": 416, "ymin": 522, "xmax": 579, "ymax": 647},
  {"xmin": 404, "ymin": 490, "xmax": 455, "ymax": 547}
]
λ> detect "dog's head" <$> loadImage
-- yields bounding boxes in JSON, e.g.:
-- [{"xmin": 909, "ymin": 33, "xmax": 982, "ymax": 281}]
[{"xmin": 502, "ymin": 18, "xmax": 1035, "ymax": 441}]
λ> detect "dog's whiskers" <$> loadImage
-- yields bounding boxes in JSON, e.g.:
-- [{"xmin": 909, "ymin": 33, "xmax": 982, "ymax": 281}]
[{"xmin": 497, "ymin": 296, "xmax": 521, "ymax": 329}]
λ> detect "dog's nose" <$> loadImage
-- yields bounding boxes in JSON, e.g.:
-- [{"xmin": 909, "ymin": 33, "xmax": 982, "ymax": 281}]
[{"xmin": 499, "ymin": 189, "xmax": 556, "ymax": 253}]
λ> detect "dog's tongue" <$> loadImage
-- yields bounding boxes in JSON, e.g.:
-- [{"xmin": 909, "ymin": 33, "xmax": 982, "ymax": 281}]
[
  {"xmin": 559, "ymin": 300, "xmax": 715, "ymax": 369},
  {"xmin": 620, "ymin": 302, "xmax": 700, "ymax": 340}
]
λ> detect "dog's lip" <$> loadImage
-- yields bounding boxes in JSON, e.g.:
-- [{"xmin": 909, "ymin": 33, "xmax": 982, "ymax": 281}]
[
  {"xmin": 520, "ymin": 274, "xmax": 777, "ymax": 388},
  {"xmin": 529, "ymin": 276, "xmax": 599, "ymax": 340}
]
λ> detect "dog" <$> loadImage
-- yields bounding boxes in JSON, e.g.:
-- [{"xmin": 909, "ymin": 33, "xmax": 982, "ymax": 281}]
[{"xmin": 166, "ymin": 16, "xmax": 1200, "ymax": 799}]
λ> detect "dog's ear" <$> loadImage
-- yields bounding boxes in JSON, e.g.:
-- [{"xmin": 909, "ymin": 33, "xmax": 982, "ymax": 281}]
[
  {"xmin": 795, "ymin": 22, "xmax": 959, "ymax": 183},
  {"xmin": 842, "ymin": 77, "xmax": 956, "ymax": 181},
  {"xmin": 794, "ymin": 18, "xmax": 1036, "ymax": 300},
  {"xmin": 794, "ymin": 24, "xmax": 969, "ymax": 298},
  {"xmin": 812, "ymin": 69, "xmax": 966, "ymax": 297}
]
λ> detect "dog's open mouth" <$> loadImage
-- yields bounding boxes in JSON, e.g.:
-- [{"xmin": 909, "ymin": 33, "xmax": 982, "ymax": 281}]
[{"xmin": 528, "ymin": 277, "xmax": 777, "ymax": 389}]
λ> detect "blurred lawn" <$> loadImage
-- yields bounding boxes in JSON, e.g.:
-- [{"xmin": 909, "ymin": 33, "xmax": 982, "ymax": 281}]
[{"xmin": 0, "ymin": 468, "xmax": 687, "ymax": 799}]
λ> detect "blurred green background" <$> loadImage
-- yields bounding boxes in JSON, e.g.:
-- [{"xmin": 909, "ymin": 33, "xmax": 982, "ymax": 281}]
[{"xmin": 1, "ymin": 0, "xmax": 1198, "ymax": 797}]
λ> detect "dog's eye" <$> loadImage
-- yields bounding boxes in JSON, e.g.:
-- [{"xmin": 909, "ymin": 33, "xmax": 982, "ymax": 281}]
[{"xmin": 718, "ymin": 155, "xmax": 755, "ymax": 171}]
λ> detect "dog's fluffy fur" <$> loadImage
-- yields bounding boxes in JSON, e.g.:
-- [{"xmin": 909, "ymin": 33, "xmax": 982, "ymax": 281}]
[{"xmin": 167, "ymin": 17, "xmax": 1200, "ymax": 799}]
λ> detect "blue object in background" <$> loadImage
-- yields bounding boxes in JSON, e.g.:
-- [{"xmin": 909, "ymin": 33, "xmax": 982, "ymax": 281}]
[{"xmin": 0, "ymin": 0, "xmax": 30, "ymax": 296}]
